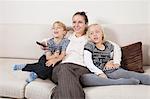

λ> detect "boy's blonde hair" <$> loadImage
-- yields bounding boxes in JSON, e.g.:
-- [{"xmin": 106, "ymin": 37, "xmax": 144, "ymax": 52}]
[
  {"xmin": 87, "ymin": 24, "xmax": 105, "ymax": 41},
  {"xmin": 53, "ymin": 21, "xmax": 67, "ymax": 33}
]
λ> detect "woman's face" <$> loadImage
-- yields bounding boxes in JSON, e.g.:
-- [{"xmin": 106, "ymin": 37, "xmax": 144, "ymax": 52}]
[
  {"xmin": 72, "ymin": 15, "xmax": 87, "ymax": 35},
  {"xmin": 88, "ymin": 25, "xmax": 103, "ymax": 44}
]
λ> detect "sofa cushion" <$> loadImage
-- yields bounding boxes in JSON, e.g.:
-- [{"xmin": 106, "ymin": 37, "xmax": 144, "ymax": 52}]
[
  {"xmin": 84, "ymin": 85, "xmax": 150, "ymax": 99},
  {"xmin": 25, "ymin": 79, "xmax": 55, "ymax": 99},
  {"xmin": 0, "ymin": 79, "xmax": 27, "ymax": 98},
  {"xmin": 0, "ymin": 58, "xmax": 37, "ymax": 98},
  {"xmin": 121, "ymin": 42, "xmax": 144, "ymax": 73}
]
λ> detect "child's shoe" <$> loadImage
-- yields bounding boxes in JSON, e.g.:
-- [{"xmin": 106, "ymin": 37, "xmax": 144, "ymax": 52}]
[
  {"xmin": 12, "ymin": 64, "xmax": 26, "ymax": 71},
  {"xmin": 26, "ymin": 72, "xmax": 37, "ymax": 83}
]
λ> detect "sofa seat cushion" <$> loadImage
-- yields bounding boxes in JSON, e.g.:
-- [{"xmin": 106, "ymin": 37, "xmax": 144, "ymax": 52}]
[
  {"xmin": 0, "ymin": 58, "xmax": 38, "ymax": 98},
  {"xmin": 0, "ymin": 79, "xmax": 27, "ymax": 98},
  {"xmin": 25, "ymin": 79, "xmax": 55, "ymax": 99},
  {"xmin": 84, "ymin": 85, "xmax": 150, "ymax": 99}
]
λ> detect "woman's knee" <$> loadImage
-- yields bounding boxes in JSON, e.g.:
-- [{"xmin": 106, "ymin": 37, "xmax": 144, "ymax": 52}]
[{"xmin": 80, "ymin": 74, "xmax": 97, "ymax": 82}]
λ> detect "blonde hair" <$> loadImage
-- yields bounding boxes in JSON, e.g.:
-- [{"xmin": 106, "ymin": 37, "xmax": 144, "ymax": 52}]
[
  {"xmin": 87, "ymin": 24, "xmax": 105, "ymax": 41},
  {"xmin": 52, "ymin": 21, "xmax": 67, "ymax": 32}
]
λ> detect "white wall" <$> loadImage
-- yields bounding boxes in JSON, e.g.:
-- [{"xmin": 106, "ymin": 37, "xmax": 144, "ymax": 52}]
[{"xmin": 0, "ymin": 0, "xmax": 149, "ymax": 25}]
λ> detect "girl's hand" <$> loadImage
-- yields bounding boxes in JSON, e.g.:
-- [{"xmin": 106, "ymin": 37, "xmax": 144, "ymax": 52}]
[
  {"xmin": 98, "ymin": 73, "xmax": 108, "ymax": 79},
  {"xmin": 105, "ymin": 60, "xmax": 119, "ymax": 70}
]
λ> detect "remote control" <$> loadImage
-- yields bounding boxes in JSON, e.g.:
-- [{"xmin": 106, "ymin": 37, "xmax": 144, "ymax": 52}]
[{"xmin": 36, "ymin": 41, "xmax": 47, "ymax": 47}]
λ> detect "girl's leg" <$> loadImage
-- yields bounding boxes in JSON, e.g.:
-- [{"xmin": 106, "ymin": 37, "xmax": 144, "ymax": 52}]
[
  {"xmin": 80, "ymin": 74, "xmax": 140, "ymax": 87},
  {"xmin": 107, "ymin": 68, "xmax": 150, "ymax": 85}
]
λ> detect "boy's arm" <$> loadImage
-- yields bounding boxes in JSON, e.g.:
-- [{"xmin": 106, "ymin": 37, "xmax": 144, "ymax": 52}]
[{"xmin": 39, "ymin": 39, "xmax": 49, "ymax": 50}]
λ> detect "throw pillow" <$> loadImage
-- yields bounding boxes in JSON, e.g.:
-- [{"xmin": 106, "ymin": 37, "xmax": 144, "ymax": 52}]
[{"xmin": 121, "ymin": 42, "xmax": 144, "ymax": 73}]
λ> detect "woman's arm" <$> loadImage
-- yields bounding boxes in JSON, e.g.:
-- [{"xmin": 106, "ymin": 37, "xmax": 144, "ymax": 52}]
[
  {"xmin": 45, "ymin": 51, "xmax": 59, "ymax": 60},
  {"xmin": 46, "ymin": 51, "xmax": 66, "ymax": 67},
  {"xmin": 84, "ymin": 50, "xmax": 107, "ymax": 78}
]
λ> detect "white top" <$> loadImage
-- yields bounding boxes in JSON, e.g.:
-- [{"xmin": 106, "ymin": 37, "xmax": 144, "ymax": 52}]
[
  {"xmin": 84, "ymin": 40, "xmax": 121, "ymax": 75},
  {"xmin": 62, "ymin": 33, "xmax": 88, "ymax": 66}
]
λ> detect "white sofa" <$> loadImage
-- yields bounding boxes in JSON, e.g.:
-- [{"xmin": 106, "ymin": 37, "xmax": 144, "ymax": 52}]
[{"xmin": 0, "ymin": 24, "xmax": 150, "ymax": 99}]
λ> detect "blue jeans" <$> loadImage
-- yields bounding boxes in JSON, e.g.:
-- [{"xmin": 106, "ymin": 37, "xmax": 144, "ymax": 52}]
[
  {"xmin": 106, "ymin": 68, "xmax": 150, "ymax": 85},
  {"xmin": 81, "ymin": 68, "xmax": 150, "ymax": 86}
]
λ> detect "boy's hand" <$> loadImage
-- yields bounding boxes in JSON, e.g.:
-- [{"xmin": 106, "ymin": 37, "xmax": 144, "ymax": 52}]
[
  {"xmin": 37, "ymin": 41, "xmax": 48, "ymax": 50},
  {"xmin": 41, "ymin": 46, "xmax": 49, "ymax": 50}
]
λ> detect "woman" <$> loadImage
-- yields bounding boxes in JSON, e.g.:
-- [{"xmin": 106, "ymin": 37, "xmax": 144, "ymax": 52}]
[
  {"xmin": 81, "ymin": 23, "xmax": 150, "ymax": 86},
  {"xmin": 50, "ymin": 12, "xmax": 90, "ymax": 99}
]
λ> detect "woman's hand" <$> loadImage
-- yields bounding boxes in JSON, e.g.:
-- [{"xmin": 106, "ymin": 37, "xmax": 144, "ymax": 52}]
[
  {"xmin": 45, "ymin": 59, "xmax": 58, "ymax": 67},
  {"xmin": 98, "ymin": 73, "xmax": 108, "ymax": 79}
]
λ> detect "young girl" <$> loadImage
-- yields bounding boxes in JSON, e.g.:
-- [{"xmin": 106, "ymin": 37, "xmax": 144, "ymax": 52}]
[
  {"xmin": 13, "ymin": 21, "xmax": 70, "ymax": 83},
  {"xmin": 81, "ymin": 24, "xmax": 150, "ymax": 86}
]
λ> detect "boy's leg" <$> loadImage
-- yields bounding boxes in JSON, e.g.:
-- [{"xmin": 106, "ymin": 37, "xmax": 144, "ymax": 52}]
[
  {"xmin": 107, "ymin": 68, "xmax": 150, "ymax": 85},
  {"xmin": 80, "ymin": 74, "xmax": 140, "ymax": 86},
  {"xmin": 12, "ymin": 64, "xmax": 26, "ymax": 70},
  {"xmin": 26, "ymin": 72, "xmax": 38, "ymax": 83},
  {"xmin": 13, "ymin": 56, "xmax": 45, "ymax": 71},
  {"xmin": 21, "ymin": 55, "xmax": 48, "ymax": 79}
]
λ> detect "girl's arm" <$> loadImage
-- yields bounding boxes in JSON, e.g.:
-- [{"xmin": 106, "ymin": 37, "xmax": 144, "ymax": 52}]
[
  {"xmin": 84, "ymin": 50, "xmax": 107, "ymax": 78},
  {"xmin": 105, "ymin": 41, "xmax": 121, "ymax": 69}
]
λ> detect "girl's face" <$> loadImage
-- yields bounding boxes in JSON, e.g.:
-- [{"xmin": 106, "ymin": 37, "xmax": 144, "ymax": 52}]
[
  {"xmin": 72, "ymin": 15, "xmax": 87, "ymax": 35},
  {"xmin": 88, "ymin": 25, "xmax": 103, "ymax": 44},
  {"xmin": 52, "ymin": 23, "xmax": 66, "ymax": 38}
]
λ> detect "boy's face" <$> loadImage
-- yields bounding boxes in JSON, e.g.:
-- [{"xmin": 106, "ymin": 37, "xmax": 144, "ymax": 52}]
[
  {"xmin": 88, "ymin": 25, "xmax": 103, "ymax": 44},
  {"xmin": 52, "ymin": 23, "xmax": 66, "ymax": 38}
]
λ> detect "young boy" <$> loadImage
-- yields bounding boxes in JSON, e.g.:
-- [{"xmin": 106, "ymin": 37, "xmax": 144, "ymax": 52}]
[
  {"xmin": 81, "ymin": 24, "xmax": 150, "ymax": 86},
  {"xmin": 13, "ymin": 21, "xmax": 70, "ymax": 83}
]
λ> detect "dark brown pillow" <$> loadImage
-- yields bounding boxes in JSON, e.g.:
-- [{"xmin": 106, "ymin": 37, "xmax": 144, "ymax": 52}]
[{"xmin": 121, "ymin": 42, "xmax": 144, "ymax": 73}]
